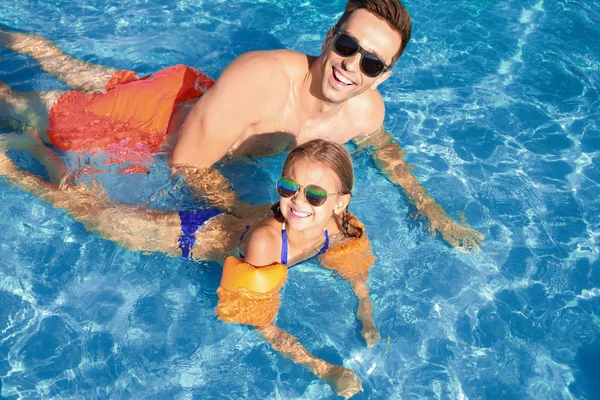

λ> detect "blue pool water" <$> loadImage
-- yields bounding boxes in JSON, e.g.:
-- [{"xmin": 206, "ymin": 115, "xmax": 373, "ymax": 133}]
[{"xmin": 1, "ymin": 0, "xmax": 599, "ymax": 398}]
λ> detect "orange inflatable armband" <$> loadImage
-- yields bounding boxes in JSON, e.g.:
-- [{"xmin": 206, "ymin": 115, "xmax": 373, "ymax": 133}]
[
  {"xmin": 216, "ymin": 257, "xmax": 288, "ymax": 327},
  {"xmin": 319, "ymin": 214, "xmax": 376, "ymax": 280}
]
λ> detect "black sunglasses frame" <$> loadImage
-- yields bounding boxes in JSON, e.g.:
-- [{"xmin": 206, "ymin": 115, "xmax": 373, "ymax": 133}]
[{"xmin": 332, "ymin": 31, "xmax": 391, "ymax": 78}]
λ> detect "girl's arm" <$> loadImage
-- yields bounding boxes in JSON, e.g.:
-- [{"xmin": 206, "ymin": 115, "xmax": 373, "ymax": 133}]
[
  {"xmin": 348, "ymin": 277, "xmax": 380, "ymax": 348},
  {"xmin": 217, "ymin": 255, "xmax": 362, "ymax": 398},
  {"xmin": 257, "ymin": 322, "xmax": 362, "ymax": 399},
  {"xmin": 320, "ymin": 215, "xmax": 381, "ymax": 347}
]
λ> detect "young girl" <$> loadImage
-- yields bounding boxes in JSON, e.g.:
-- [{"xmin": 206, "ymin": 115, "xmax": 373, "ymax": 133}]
[{"xmin": 0, "ymin": 138, "xmax": 377, "ymax": 399}]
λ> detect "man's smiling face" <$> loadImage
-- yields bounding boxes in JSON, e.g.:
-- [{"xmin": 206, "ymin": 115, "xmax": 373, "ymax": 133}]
[{"xmin": 319, "ymin": 9, "xmax": 402, "ymax": 104}]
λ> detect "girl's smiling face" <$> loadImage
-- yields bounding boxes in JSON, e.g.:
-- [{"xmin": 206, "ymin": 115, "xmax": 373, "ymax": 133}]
[{"xmin": 279, "ymin": 158, "xmax": 350, "ymax": 234}]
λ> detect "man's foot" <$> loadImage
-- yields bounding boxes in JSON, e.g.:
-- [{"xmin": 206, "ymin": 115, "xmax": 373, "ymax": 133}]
[
  {"xmin": 0, "ymin": 28, "xmax": 17, "ymax": 48},
  {"xmin": 322, "ymin": 365, "xmax": 363, "ymax": 399},
  {"xmin": 0, "ymin": 80, "xmax": 12, "ymax": 96}
]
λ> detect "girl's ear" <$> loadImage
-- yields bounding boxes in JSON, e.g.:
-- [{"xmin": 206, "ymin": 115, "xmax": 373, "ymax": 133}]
[{"xmin": 333, "ymin": 194, "xmax": 352, "ymax": 215}]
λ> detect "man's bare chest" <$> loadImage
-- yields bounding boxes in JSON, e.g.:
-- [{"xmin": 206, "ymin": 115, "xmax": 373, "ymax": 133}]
[{"xmin": 233, "ymin": 112, "xmax": 356, "ymax": 157}]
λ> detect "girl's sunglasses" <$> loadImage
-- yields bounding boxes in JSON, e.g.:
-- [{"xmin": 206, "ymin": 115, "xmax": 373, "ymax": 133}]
[
  {"xmin": 276, "ymin": 177, "xmax": 338, "ymax": 207},
  {"xmin": 332, "ymin": 31, "xmax": 390, "ymax": 78}
]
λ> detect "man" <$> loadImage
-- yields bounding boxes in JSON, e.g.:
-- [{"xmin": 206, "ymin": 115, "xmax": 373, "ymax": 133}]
[
  {"xmin": 170, "ymin": 0, "xmax": 408, "ymax": 210},
  {"xmin": 169, "ymin": 0, "xmax": 482, "ymax": 251},
  {"xmin": 0, "ymin": 0, "xmax": 483, "ymax": 251}
]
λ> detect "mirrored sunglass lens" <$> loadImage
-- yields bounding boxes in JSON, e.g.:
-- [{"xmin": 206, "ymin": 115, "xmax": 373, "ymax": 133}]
[
  {"xmin": 362, "ymin": 54, "xmax": 385, "ymax": 77},
  {"xmin": 334, "ymin": 34, "xmax": 359, "ymax": 56},
  {"xmin": 305, "ymin": 185, "xmax": 328, "ymax": 206},
  {"xmin": 277, "ymin": 178, "xmax": 298, "ymax": 197}
]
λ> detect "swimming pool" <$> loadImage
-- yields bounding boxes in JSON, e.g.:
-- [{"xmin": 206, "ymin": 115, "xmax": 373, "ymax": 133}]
[{"xmin": 1, "ymin": 0, "xmax": 599, "ymax": 398}]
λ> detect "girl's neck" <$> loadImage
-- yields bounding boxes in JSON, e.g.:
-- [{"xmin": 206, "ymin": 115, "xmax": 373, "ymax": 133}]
[{"xmin": 284, "ymin": 219, "xmax": 328, "ymax": 252}]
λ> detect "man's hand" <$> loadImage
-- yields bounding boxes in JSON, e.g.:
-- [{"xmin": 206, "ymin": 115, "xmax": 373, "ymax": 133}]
[
  {"xmin": 426, "ymin": 210, "xmax": 485, "ymax": 253},
  {"xmin": 170, "ymin": 164, "xmax": 239, "ymax": 210},
  {"xmin": 354, "ymin": 128, "xmax": 485, "ymax": 253}
]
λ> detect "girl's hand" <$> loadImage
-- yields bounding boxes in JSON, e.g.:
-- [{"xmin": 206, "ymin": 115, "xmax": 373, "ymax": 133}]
[{"xmin": 323, "ymin": 365, "xmax": 363, "ymax": 399}]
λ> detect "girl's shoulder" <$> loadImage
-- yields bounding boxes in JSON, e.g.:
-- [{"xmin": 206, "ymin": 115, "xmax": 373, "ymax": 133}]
[
  {"xmin": 239, "ymin": 216, "xmax": 283, "ymax": 267},
  {"xmin": 247, "ymin": 218, "xmax": 281, "ymax": 244}
]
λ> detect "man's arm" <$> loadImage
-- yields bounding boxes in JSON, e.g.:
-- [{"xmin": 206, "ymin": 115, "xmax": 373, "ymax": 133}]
[
  {"xmin": 353, "ymin": 127, "xmax": 484, "ymax": 252},
  {"xmin": 169, "ymin": 52, "xmax": 287, "ymax": 217}
]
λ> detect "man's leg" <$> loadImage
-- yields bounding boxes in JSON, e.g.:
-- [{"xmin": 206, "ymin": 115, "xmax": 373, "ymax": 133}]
[
  {"xmin": 0, "ymin": 81, "xmax": 68, "ymax": 182},
  {"xmin": 0, "ymin": 80, "xmax": 63, "ymax": 132},
  {"xmin": 0, "ymin": 28, "xmax": 116, "ymax": 93}
]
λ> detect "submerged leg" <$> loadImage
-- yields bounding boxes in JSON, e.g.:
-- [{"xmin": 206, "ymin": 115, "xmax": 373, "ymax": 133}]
[
  {"xmin": 0, "ymin": 28, "xmax": 116, "ymax": 93},
  {"xmin": 0, "ymin": 81, "xmax": 68, "ymax": 183},
  {"xmin": 1, "ymin": 130, "xmax": 67, "ymax": 184},
  {"xmin": 0, "ymin": 146, "xmax": 187, "ymax": 255},
  {"xmin": 0, "ymin": 80, "xmax": 65, "ymax": 134}
]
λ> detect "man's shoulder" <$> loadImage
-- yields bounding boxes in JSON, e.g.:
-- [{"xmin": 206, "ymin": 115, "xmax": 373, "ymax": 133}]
[
  {"xmin": 230, "ymin": 49, "xmax": 308, "ymax": 78},
  {"xmin": 215, "ymin": 50, "xmax": 302, "ymax": 106},
  {"xmin": 345, "ymin": 89, "xmax": 386, "ymax": 135}
]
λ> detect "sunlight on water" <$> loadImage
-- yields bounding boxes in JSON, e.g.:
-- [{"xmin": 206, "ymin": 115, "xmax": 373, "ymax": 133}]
[{"xmin": 1, "ymin": 0, "xmax": 599, "ymax": 398}]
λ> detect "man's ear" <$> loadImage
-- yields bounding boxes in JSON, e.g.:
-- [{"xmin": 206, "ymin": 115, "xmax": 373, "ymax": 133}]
[
  {"xmin": 370, "ymin": 69, "xmax": 392, "ymax": 90},
  {"xmin": 333, "ymin": 194, "xmax": 352, "ymax": 215},
  {"xmin": 321, "ymin": 26, "xmax": 336, "ymax": 52}
]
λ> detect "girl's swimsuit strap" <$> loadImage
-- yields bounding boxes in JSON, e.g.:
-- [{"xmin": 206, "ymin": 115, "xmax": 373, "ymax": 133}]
[
  {"xmin": 281, "ymin": 220, "xmax": 289, "ymax": 265},
  {"xmin": 282, "ymin": 220, "xmax": 329, "ymax": 269}
]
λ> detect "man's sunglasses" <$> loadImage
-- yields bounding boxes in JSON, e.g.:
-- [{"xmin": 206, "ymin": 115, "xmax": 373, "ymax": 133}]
[
  {"xmin": 276, "ymin": 177, "xmax": 338, "ymax": 207},
  {"xmin": 332, "ymin": 31, "xmax": 391, "ymax": 78}
]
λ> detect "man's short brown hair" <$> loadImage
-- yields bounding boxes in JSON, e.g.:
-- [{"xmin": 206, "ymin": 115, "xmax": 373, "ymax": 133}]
[{"xmin": 334, "ymin": 0, "xmax": 412, "ymax": 66}]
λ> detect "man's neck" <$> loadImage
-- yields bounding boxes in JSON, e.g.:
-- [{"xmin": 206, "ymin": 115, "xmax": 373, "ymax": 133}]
[{"xmin": 298, "ymin": 54, "xmax": 345, "ymax": 117}]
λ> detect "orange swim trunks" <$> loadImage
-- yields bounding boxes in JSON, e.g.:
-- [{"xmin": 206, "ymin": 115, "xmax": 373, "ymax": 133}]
[{"xmin": 47, "ymin": 64, "xmax": 214, "ymax": 171}]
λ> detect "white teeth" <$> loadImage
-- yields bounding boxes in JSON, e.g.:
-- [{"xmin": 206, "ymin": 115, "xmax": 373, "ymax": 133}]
[
  {"xmin": 291, "ymin": 209, "xmax": 311, "ymax": 217},
  {"xmin": 333, "ymin": 68, "xmax": 353, "ymax": 85}
]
